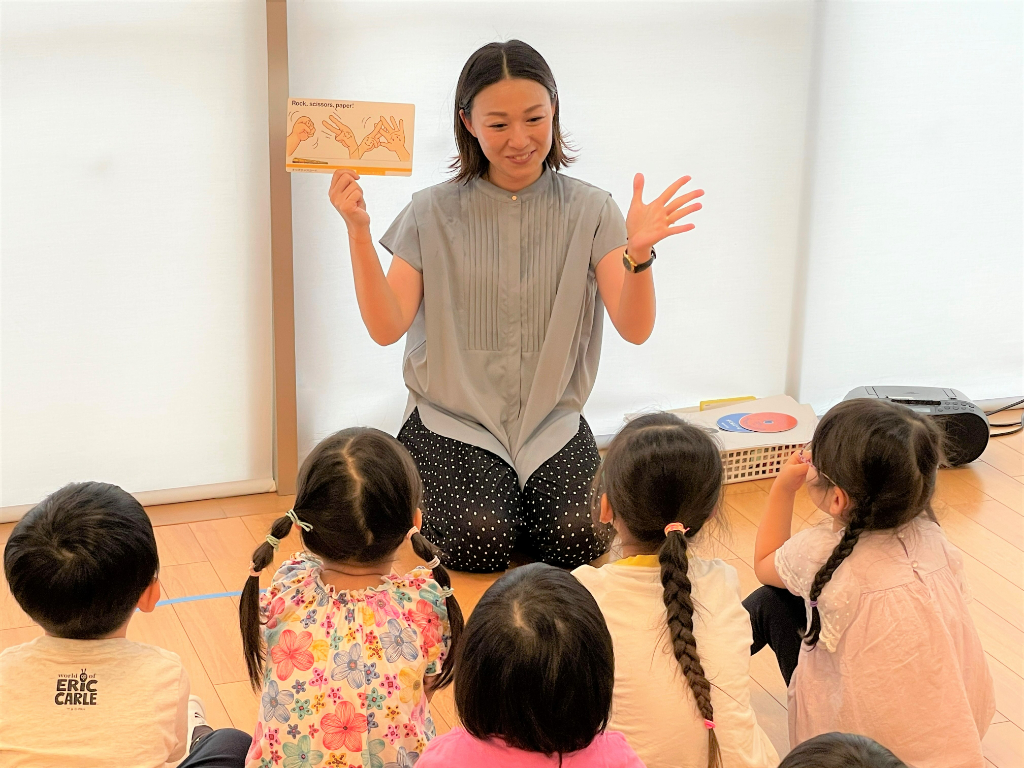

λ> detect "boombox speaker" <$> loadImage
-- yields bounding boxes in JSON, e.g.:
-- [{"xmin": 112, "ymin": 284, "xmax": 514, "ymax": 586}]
[{"xmin": 843, "ymin": 386, "xmax": 989, "ymax": 466}]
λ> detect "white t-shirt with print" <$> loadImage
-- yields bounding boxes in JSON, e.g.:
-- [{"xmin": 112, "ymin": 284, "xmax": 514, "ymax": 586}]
[{"xmin": 0, "ymin": 635, "xmax": 189, "ymax": 767}]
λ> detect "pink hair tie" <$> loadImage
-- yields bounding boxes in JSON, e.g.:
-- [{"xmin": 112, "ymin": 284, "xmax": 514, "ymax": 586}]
[
  {"xmin": 704, "ymin": 719, "xmax": 715, "ymax": 730},
  {"xmin": 248, "ymin": 562, "xmax": 261, "ymax": 578},
  {"xmin": 664, "ymin": 522, "xmax": 690, "ymax": 536},
  {"xmin": 406, "ymin": 526, "xmax": 419, "ymax": 541}
]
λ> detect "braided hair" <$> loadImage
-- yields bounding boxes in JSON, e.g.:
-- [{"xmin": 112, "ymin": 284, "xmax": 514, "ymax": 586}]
[
  {"xmin": 802, "ymin": 399, "xmax": 944, "ymax": 647},
  {"xmin": 239, "ymin": 428, "xmax": 464, "ymax": 689},
  {"xmin": 594, "ymin": 412, "xmax": 724, "ymax": 768}
]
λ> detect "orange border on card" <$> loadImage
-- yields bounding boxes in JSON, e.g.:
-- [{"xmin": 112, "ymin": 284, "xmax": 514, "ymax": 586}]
[{"xmin": 286, "ymin": 163, "xmax": 411, "ymax": 175}]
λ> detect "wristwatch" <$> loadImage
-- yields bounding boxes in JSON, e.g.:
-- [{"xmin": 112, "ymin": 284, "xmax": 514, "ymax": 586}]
[{"xmin": 623, "ymin": 246, "xmax": 656, "ymax": 274}]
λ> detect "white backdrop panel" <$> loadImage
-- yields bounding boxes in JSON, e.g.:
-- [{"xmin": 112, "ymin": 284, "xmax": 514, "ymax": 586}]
[
  {"xmin": 289, "ymin": 0, "xmax": 814, "ymax": 457},
  {"xmin": 797, "ymin": 1, "xmax": 1023, "ymax": 412},
  {"xmin": 1, "ymin": 3, "xmax": 274, "ymax": 507}
]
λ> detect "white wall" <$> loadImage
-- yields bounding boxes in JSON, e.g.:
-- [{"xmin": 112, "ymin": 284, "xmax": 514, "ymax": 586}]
[
  {"xmin": 288, "ymin": 0, "xmax": 815, "ymax": 455},
  {"xmin": 795, "ymin": 0, "xmax": 1023, "ymax": 412},
  {"xmin": 1, "ymin": 3, "xmax": 275, "ymax": 508}
]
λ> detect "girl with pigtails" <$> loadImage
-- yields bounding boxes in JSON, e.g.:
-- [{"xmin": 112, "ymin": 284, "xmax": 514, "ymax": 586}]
[
  {"xmin": 238, "ymin": 428, "xmax": 463, "ymax": 768},
  {"xmin": 749, "ymin": 399, "xmax": 995, "ymax": 768},
  {"xmin": 573, "ymin": 413, "xmax": 778, "ymax": 768}
]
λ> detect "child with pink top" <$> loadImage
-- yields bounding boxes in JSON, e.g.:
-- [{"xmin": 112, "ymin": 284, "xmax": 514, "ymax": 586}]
[
  {"xmin": 749, "ymin": 399, "xmax": 995, "ymax": 768},
  {"xmin": 417, "ymin": 563, "xmax": 646, "ymax": 768}
]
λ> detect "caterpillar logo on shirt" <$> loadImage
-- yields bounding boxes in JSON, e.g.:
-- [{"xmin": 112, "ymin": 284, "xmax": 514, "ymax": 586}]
[{"xmin": 54, "ymin": 668, "xmax": 98, "ymax": 706}]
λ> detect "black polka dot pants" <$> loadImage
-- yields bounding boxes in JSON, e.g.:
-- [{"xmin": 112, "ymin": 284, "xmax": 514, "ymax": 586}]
[{"xmin": 397, "ymin": 409, "xmax": 611, "ymax": 573}]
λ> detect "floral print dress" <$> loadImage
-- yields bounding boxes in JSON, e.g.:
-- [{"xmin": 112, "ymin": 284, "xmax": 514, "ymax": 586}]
[{"xmin": 246, "ymin": 555, "xmax": 451, "ymax": 768}]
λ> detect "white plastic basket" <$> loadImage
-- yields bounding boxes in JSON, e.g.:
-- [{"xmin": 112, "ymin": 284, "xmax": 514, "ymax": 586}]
[{"xmin": 721, "ymin": 443, "xmax": 803, "ymax": 484}]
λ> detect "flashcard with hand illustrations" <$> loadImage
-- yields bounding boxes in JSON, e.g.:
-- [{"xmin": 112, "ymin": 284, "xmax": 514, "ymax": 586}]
[{"xmin": 286, "ymin": 98, "xmax": 414, "ymax": 175}]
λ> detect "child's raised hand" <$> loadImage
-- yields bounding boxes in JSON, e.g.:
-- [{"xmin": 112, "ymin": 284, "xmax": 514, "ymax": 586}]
[{"xmin": 775, "ymin": 449, "xmax": 811, "ymax": 494}]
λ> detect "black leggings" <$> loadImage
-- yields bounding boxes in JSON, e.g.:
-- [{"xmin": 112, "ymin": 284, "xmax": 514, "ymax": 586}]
[
  {"xmin": 743, "ymin": 585, "xmax": 808, "ymax": 685},
  {"xmin": 398, "ymin": 409, "xmax": 610, "ymax": 573}
]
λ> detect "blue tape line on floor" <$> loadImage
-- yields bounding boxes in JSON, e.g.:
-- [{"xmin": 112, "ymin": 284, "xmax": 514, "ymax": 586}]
[{"xmin": 155, "ymin": 591, "xmax": 243, "ymax": 606}]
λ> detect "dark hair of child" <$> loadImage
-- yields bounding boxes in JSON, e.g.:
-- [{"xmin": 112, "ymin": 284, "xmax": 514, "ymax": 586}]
[
  {"xmin": 454, "ymin": 562, "xmax": 614, "ymax": 759},
  {"xmin": 802, "ymin": 398, "xmax": 944, "ymax": 648},
  {"xmin": 240, "ymin": 427, "xmax": 463, "ymax": 690},
  {"xmin": 4, "ymin": 482, "xmax": 158, "ymax": 639},
  {"xmin": 593, "ymin": 412, "xmax": 724, "ymax": 768},
  {"xmin": 779, "ymin": 732, "xmax": 908, "ymax": 768},
  {"xmin": 451, "ymin": 39, "xmax": 575, "ymax": 184}
]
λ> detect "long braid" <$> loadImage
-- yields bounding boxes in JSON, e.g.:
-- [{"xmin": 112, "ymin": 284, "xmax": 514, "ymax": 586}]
[
  {"xmin": 410, "ymin": 531, "xmax": 463, "ymax": 688},
  {"xmin": 802, "ymin": 516, "xmax": 866, "ymax": 648},
  {"xmin": 659, "ymin": 530, "xmax": 722, "ymax": 768},
  {"xmin": 240, "ymin": 513, "xmax": 295, "ymax": 689}
]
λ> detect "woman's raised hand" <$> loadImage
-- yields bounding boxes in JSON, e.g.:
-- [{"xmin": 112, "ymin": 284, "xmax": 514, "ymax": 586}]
[
  {"xmin": 329, "ymin": 170, "xmax": 370, "ymax": 233},
  {"xmin": 625, "ymin": 173, "xmax": 704, "ymax": 254}
]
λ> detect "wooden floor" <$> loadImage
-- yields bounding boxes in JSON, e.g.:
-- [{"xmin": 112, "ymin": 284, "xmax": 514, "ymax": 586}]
[{"xmin": 1, "ymin": 414, "xmax": 1022, "ymax": 765}]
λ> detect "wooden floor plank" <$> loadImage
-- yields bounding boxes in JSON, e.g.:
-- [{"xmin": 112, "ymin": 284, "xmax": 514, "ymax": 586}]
[
  {"xmin": 749, "ymin": 679, "xmax": 790, "ymax": 758},
  {"xmin": 957, "ymin": 550, "xmax": 1024, "ymax": 633},
  {"xmin": 220, "ymin": 492, "xmax": 295, "ymax": 519},
  {"xmin": 215, "ymin": 680, "xmax": 260, "ymax": 732},
  {"xmin": 983, "ymin": 720, "xmax": 1024, "ymax": 768},
  {"xmin": 987, "ymin": 654, "xmax": 1024, "ymax": 730},
  {"xmin": 0, "ymin": 572, "xmax": 34, "ymax": 631},
  {"xmin": 154, "ymin": 524, "xmax": 209, "ymax": 567},
  {"xmin": 128, "ymin": 605, "xmax": 233, "ymax": 729},
  {"xmin": 146, "ymin": 499, "xmax": 226, "ymax": 527},
  {"xmin": 935, "ymin": 506, "xmax": 1024, "ymax": 590},
  {"xmin": 983, "ymin": 441, "xmax": 1024, "ymax": 480},
  {"xmin": 161, "ymin": 561, "xmax": 227, "ymax": 600},
  {"xmin": 190, "ymin": 517, "xmax": 260, "ymax": 593},
  {"xmin": 0, "ymin": 624, "xmax": 43, "ymax": 652},
  {"xmin": 174, "ymin": 597, "xmax": 250, "ymax": 685},
  {"xmin": 953, "ymin": 464, "xmax": 1024, "ymax": 515},
  {"xmin": 969, "ymin": 602, "xmax": 1023, "ymax": 678},
  {"xmin": 953, "ymin": 498, "xmax": 1024, "ymax": 552}
]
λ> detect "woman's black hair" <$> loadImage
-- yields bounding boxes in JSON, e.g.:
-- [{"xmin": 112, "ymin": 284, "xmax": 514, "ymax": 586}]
[
  {"xmin": 593, "ymin": 412, "xmax": 724, "ymax": 768},
  {"xmin": 451, "ymin": 39, "xmax": 574, "ymax": 184},
  {"xmin": 454, "ymin": 562, "xmax": 614, "ymax": 758},
  {"xmin": 779, "ymin": 732, "xmax": 908, "ymax": 768},
  {"xmin": 239, "ymin": 428, "xmax": 464, "ymax": 690},
  {"xmin": 4, "ymin": 482, "xmax": 158, "ymax": 639},
  {"xmin": 802, "ymin": 399, "xmax": 944, "ymax": 648}
]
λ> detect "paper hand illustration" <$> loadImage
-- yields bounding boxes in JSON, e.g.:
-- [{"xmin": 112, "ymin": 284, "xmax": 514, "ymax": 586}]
[
  {"xmin": 286, "ymin": 116, "xmax": 315, "ymax": 155},
  {"xmin": 376, "ymin": 116, "xmax": 410, "ymax": 162}
]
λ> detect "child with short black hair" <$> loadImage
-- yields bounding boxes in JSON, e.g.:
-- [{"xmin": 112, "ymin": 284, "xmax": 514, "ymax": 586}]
[
  {"xmin": 417, "ymin": 562, "xmax": 645, "ymax": 767},
  {"xmin": 778, "ymin": 732, "xmax": 906, "ymax": 768},
  {"xmin": 574, "ymin": 413, "xmax": 778, "ymax": 768},
  {"xmin": 750, "ymin": 399, "xmax": 994, "ymax": 768},
  {"xmin": 0, "ymin": 481, "xmax": 251, "ymax": 767},
  {"xmin": 240, "ymin": 427, "xmax": 463, "ymax": 768}
]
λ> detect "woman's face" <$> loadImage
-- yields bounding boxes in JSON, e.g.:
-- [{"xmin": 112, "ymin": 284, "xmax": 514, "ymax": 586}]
[{"xmin": 461, "ymin": 77, "xmax": 554, "ymax": 191}]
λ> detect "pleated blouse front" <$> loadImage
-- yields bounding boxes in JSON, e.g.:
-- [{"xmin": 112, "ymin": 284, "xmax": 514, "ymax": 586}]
[{"xmin": 380, "ymin": 168, "xmax": 627, "ymax": 484}]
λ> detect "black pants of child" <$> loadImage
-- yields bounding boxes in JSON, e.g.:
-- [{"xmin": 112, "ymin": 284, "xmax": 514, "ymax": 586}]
[
  {"xmin": 398, "ymin": 408, "xmax": 611, "ymax": 573},
  {"xmin": 743, "ymin": 585, "xmax": 808, "ymax": 685},
  {"xmin": 179, "ymin": 728, "xmax": 251, "ymax": 767}
]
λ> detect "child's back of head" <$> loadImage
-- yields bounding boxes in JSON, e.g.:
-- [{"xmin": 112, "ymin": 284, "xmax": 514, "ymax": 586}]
[
  {"xmin": 595, "ymin": 412, "xmax": 725, "ymax": 768},
  {"xmin": 454, "ymin": 562, "xmax": 615, "ymax": 757},
  {"xmin": 240, "ymin": 426, "xmax": 464, "ymax": 687},
  {"xmin": 4, "ymin": 481, "xmax": 158, "ymax": 638},
  {"xmin": 779, "ymin": 732, "xmax": 907, "ymax": 768},
  {"xmin": 802, "ymin": 398, "xmax": 943, "ymax": 646}
]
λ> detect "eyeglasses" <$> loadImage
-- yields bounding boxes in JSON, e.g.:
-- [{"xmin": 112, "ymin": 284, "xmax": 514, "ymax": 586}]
[{"xmin": 800, "ymin": 441, "xmax": 837, "ymax": 487}]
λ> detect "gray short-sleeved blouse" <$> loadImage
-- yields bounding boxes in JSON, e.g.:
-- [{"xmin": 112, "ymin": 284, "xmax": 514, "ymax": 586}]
[{"xmin": 380, "ymin": 168, "xmax": 627, "ymax": 485}]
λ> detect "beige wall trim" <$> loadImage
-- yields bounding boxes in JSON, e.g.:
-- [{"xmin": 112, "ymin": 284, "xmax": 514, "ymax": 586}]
[
  {"xmin": 266, "ymin": 0, "xmax": 298, "ymax": 495},
  {"xmin": 0, "ymin": 478, "xmax": 278, "ymax": 524}
]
